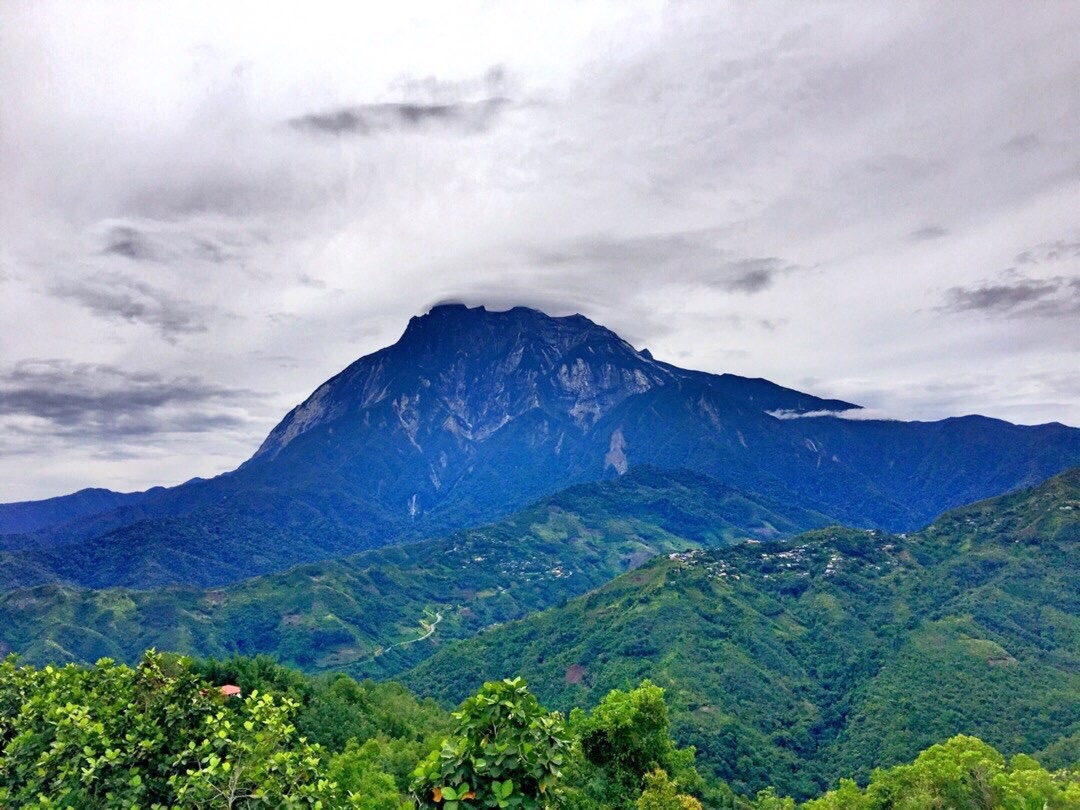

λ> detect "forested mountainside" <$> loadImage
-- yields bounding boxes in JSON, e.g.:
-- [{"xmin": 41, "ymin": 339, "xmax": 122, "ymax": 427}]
[
  {"xmin": 404, "ymin": 467, "xmax": 1080, "ymax": 799},
  {"xmin": 5, "ymin": 465, "xmax": 1076, "ymax": 802},
  {"xmin": 4, "ymin": 305, "xmax": 1078, "ymax": 591},
  {"xmin": 0, "ymin": 467, "xmax": 828, "ymax": 670}
]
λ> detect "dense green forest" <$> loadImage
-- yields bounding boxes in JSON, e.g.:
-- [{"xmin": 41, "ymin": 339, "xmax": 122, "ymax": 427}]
[
  {"xmin": 0, "ymin": 468, "xmax": 827, "ymax": 675},
  {"xmin": 2, "ymin": 651, "xmax": 1076, "ymax": 808},
  {"xmin": 2, "ymin": 467, "xmax": 1077, "ymax": 803},
  {"xmin": 405, "ymin": 468, "xmax": 1080, "ymax": 798}
]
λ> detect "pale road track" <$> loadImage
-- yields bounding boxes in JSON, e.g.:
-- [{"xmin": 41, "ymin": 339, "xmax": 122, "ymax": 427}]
[{"xmin": 385, "ymin": 610, "xmax": 442, "ymax": 651}]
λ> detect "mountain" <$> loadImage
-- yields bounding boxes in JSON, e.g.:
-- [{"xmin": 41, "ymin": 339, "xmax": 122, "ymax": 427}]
[
  {"xmin": 0, "ymin": 467, "xmax": 828, "ymax": 666},
  {"xmin": 4, "ymin": 303, "xmax": 1079, "ymax": 589},
  {"xmin": 0, "ymin": 487, "xmax": 156, "ymax": 539},
  {"xmin": 402, "ymin": 467, "xmax": 1080, "ymax": 799}
]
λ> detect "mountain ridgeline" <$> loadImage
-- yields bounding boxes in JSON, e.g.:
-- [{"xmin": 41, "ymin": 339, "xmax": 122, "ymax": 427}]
[
  {"xmin": 3, "ymin": 304, "xmax": 1079, "ymax": 590},
  {"xmin": 0, "ymin": 487, "xmax": 160, "ymax": 537}
]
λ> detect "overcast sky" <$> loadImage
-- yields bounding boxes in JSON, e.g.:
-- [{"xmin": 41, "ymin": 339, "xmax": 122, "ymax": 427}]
[{"xmin": 1, "ymin": 1, "xmax": 1078, "ymax": 501}]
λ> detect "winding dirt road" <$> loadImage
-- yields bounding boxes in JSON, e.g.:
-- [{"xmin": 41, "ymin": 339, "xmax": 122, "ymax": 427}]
[{"xmin": 385, "ymin": 610, "xmax": 442, "ymax": 650}]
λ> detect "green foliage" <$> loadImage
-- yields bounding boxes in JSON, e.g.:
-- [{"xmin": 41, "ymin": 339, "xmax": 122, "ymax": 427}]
[
  {"xmin": 0, "ymin": 650, "xmax": 209, "ymax": 807},
  {"xmin": 568, "ymin": 681, "xmax": 701, "ymax": 808},
  {"xmin": 747, "ymin": 787, "xmax": 796, "ymax": 810},
  {"xmin": 635, "ymin": 769, "xmax": 703, "ymax": 810},
  {"xmin": 3, "ymin": 645, "xmax": 1077, "ymax": 810},
  {"xmin": 0, "ymin": 649, "xmax": 450, "ymax": 808},
  {"xmin": 326, "ymin": 739, "xmax": 410, "ymax": 810},
  {"xmin": 1034, "ymin": 732, "xmax": 1080, "ymax": 772},
  {"xmin": 194, "ymin": 654, "xmax": 452, "ymax": 761},
  {"xmin": 168, "ymin": 689, "xmax": 336, "ymax": 807},
  {"xmin": 798, "ymin": 735, "xmax": 1080, "ymax": 809},
  {"xmin": 412, "ymin": 677, "xmax": 571, "ymax": 809},
  {"xmin": 193, "ymin": 653, "xmax": 452, "ymax": 799},
  {"xmin": 0, "ymin": 651, "xmax": 345, "ymax": 807}
]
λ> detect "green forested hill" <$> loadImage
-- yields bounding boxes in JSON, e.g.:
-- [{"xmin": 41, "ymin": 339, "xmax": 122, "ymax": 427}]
[
  {"xmin": 402, "ymin": 468, "xmax": 1080, "ymax": 799},
  {"xmin": 4, "ymin": 466, "xmax": 1077, "ymax": 802},
  {"xmin": 0, "ymin": 468, "xmax": 826, "ymax": 677}
]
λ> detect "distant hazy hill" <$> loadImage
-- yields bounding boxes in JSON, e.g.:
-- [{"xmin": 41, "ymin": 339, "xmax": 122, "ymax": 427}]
[
  {"xmin": 0, "ymin": 487, "xmax": 156, "ymax": 538},
  {"xmin": 403, "ymin": 467, "xmax": 1080, "ymax": 799},
  {"xmin": 3, "ymin": 304, "xmax": 1078, "ymax": 589},
  {"xmin": 0, "ymin": 467, "xmax": 828, "ymax": 668}
]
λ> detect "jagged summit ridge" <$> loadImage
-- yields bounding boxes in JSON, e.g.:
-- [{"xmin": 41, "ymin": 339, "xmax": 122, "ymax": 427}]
[
  {"xmin": 251, "ymin": 304, "xmax": 678, "ymax": 462},
  {"xmin": 229, "ymin": 303, "xmax": 1079, "ymax": 537}
]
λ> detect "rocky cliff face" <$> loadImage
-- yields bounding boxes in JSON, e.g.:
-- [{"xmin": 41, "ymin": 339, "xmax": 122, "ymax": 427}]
[
  {"xmin": 250, "ymin": 304, "xmax": 852, "ymax": 465},
  {"xmin": 250, "ymin": 305, "xmax": 679, "ymax": 462},
  {"xmin": 241, "ymin": 304, "xmax": 866, "ymax": 528}
]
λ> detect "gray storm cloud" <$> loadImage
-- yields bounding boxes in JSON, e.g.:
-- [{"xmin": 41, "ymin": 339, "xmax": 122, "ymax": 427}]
[
  {"xmin": 49, "ymin": 273, "xmax": 212, "ymax": 340},
  {"xmin": 288, "ymin": 99, "xmax": 511, "ymax": 136},
  {"xmin": 0, "ymin": 360, "xmax": 256, "ymax": 442},
  {"xmin": 942, "ymin": 277, "xmax": 1077, "ymax": 317}
]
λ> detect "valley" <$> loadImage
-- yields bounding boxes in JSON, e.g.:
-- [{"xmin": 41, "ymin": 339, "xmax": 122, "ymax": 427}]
[{"xmin": 0, "ymin": 467, "xmax": 828, "ymax": 677}]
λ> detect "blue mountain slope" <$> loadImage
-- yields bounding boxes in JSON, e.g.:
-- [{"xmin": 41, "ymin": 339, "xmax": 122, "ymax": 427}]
[
  {"xmin": 3, "ymin": 304, "xmax": 1078, "ymax": 588},
  {"xmin": 0, "ymin": 488, "xmax": 157, "ymax": 540}
]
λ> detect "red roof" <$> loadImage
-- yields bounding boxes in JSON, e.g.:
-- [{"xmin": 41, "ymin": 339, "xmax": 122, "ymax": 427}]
[{"xmin": 220, "ymin": 684, "xmax": 242, "ymax": 697}]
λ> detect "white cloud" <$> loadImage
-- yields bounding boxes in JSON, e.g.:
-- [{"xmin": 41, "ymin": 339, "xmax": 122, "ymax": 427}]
[
  {"xmin": 767, "ymin": 408, "xmax": 900, "ymax": 423},
  {"xmin": 1, "ymin": 0, "xmax": 1078, "ymax": 499}
]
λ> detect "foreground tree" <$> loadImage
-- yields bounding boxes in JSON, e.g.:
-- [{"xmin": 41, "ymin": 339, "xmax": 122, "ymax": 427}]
[
  {"xmin": 0, "ymin": 651, "xmax": 350, "ymax": 808},
  {"xmin": 0, "ymin": 651, "xmax": 214, "ymax": 807},
  {"xmin": 797, "ymin": 735, "xmax": 1080, "ymax": 810},
  {"xmin": 412, "ymin": 677, "xmax": 571, "ymax": 809},
  {"xmin": 168, "ymin": 690, "xmax": 337, "ymax": 808},
  {"xmin": 566, "ymin": 681, "xmax": 702, "ymax": 809}
]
